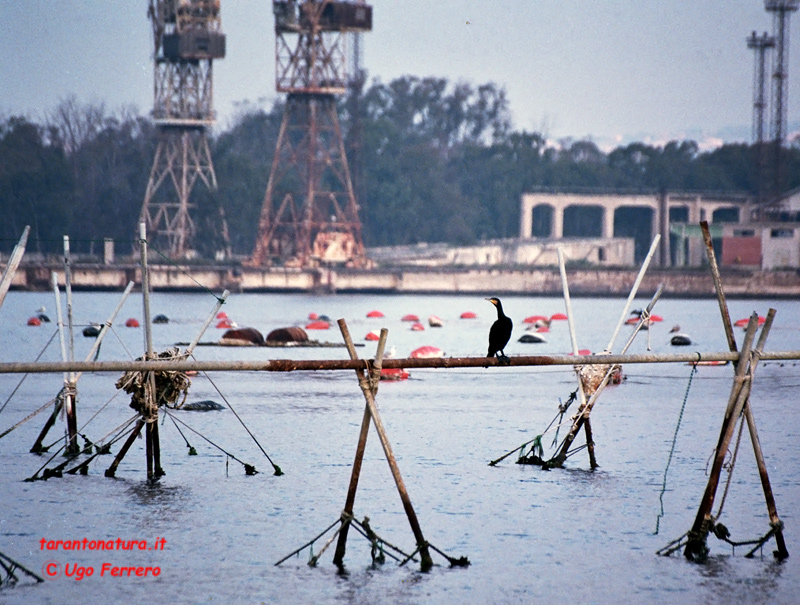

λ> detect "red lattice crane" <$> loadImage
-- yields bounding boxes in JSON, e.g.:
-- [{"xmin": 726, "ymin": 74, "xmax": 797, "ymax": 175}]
[{"xmin": 249, "ymin": 1, "xmax": 372, "ymax": 268}]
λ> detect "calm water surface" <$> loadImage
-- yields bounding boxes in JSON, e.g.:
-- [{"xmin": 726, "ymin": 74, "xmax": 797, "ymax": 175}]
[{"xmin": 0, "ymin": 290, "xmax": 799, "ymax": 604}]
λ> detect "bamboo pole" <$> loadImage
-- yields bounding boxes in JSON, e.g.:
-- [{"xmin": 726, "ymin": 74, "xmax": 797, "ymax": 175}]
[
  {"xmin": 0, "ymin": 225, "xmax": 30, "ymax": 310},
  {"xmin": 337, "ymin": 319, "xmax": 433, "ymax": 571},
  {"xmin": 551, "ymin": 284, "xmax": 664, "ymax": 466},
  {"xmin": 74, "ymin": 281, "xmax": 135, "ymax": 381},
  {"xmin": 138, "ymin": 222, "xmax": 160, "ymax": 479},
  {"xmin": 51, "ymin": 270, "xmax": 79, "ymax": 455},
  {"xmin": 605, "ymin": 234, "xmax": 660, "ymax": 353},
  {"xmin": 558, "ymin": 247, "xmax": 596, "ymax": 468},
  {"xmin": 4, "ymin": 349, "xmax": 800, "ymax": 375}
]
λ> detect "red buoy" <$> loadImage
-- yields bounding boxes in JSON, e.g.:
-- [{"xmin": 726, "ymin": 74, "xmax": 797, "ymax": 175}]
[
  {"xmin": 216, "ymin": 311, "xmax": 228, "ymax": 319},
  {"xmin": 27, "ymin": 317, "xmax": 41, "ymax": 326},
  {"xmin": 550, "ymin": 313, "xmax": 568, "ymax": 321},
  {"xmin": 308, "ymin": 312, "xmax": 319, "ymax": 320},
  {"xmin": 523, "ymin": 315, "xmax": 548, "ymax": 324},
  {"xmin": 365, "ymin": 331, "xmax": 380, "ymax": 341},
  {"xmin": 367, "ymin": 310, "xmax": 384, "ymax": 318},
  {"xmin": 410, "ymin": 345, "xmax": 444, "ymax": 358},
  {"xmin": 380, "ymin": 368, "xmax": 410, "ymax": 381},
  {"xmin": 125, "ymin": 318, "xmax": 140, "ymax": 328},
  {"xmin": 401, "ymin": 314, "xmax": 420, "ymax": 322},
  {"xmin": 411, "ymin": 322, "xmax": 425, "ymax": 331},
  {"xmin": 305, "ymin": 320, "xmax": 330, "ymax": 330},
  {"xmin": 216, "ymin": 318, "xmax": 234, "ymax": 329},
  {"xmin": 460, "ymin": 311, "xmax": 477, "ymax": 319}
]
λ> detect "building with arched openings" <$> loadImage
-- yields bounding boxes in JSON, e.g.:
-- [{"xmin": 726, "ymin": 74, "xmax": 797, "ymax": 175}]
[{"xmin": 519, "ymin": 189, "xmax": 754, "ymax": 267}]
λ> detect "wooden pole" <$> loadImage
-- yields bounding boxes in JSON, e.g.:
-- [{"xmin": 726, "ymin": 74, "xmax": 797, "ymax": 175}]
[
  {"xmin": 0, "ymin": 225, "xmax": 29, "ymax": 310},
  {"xmin": 333, "ymin": 326, "xmax": 388, "ymax": 568},
  {"xmin": 684, "ymin": 313, "xmax": 764, "ymax": 560},
  {"xmin": 558, "ymin": 248, "xmax": 597, "ymax": 468},
  {"xmin": 551, "ymin": 284, "xmax": 664, "ymax": 467},
  {"xmin": 104, "ymin": 420, "xmax": 145, "ymax": 477},
  {"xmin": 139, "ymin": 223, "xmax": 159, "ymax": 480},
  {"xmin": 700, "ymin": 221, "xmax": 788, "ymax": 559},
  {"xmin": 337, "ymin": 320, "xmax": 433, "ymax": 571},
  {"xmin": 605, "ymin": 234, "xmax": 660, "ymax": 353},
  {"xmin": 50, "ymin": 271, "xmax": 79, "ymax": 455},
  {"xmin": 62, "ymin": 238, "xmax": 79, "ymax": 453}
]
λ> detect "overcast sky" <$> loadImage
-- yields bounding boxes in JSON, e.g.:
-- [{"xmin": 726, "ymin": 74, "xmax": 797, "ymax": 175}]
[{"xmin": 1, "ymin": 1, "xmax": 797, "ymax": 149}]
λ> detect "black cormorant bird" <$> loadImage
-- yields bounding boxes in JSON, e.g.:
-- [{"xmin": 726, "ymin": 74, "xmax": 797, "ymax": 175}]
[{"xmin": 486, "ymin": 297, "xmax": 512, "ymax": 363}]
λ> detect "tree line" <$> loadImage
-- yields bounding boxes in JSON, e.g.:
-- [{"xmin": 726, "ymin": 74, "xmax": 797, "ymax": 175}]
[{"xmin": 2, "ymin": 77, "xmax": 799, "ymax": 258}]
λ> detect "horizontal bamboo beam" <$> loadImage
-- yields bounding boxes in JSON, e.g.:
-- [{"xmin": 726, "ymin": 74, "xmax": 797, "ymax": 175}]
[{"xmin": 0, "ymin": 350, "xmax": 798, "ymax": 374}]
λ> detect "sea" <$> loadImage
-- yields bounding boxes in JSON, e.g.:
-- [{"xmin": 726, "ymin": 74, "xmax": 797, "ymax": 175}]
[{"xmin": 0, "ymin": 290, "xmax": 799, "ymax": 604}]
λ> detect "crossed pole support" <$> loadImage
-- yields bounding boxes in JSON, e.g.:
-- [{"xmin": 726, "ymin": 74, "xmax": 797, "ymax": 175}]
[{"xmin": 332, "ymin": 320, "xmax": 434, "ymax": 571}]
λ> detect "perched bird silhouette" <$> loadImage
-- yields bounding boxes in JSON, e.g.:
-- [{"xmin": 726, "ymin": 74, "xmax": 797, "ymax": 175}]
[{"xmin": 486, "ymin": 297, "xmax": 512, "ymax": 363}]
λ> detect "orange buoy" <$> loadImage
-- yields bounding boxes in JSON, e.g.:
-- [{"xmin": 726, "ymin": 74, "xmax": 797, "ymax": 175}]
[
  {"xmin": 365, "ymin": 331, "xmax": 380, "ymax": 341},
  {"xmin": 27, "ymin": 317, "xmax": 41, "ymax": 326},
  {"xmin": 305, "ymin": 320, "xmax": 330, "ymax": 330},
  {"xmin": 549, "ymin": 313, "xmax": 568, "ymax": 321},
  {"xmin": 410, "ymin": 345, "xmax": 444, "ymax": 358},
  {"xmin": 523, "ymin": 315, "xmax": 548, "ymax": 324},
  {"xmin": 401, "ymin": 313, "xmax": 420, "ymax": 322},
  {"xmin": 125, "ymin": 318, "xmax": 140, "ymax": 328},
  {"xmin": 367, "ymin": 310, "xmax": 384, "ymax": 318},
  {"xmin": 460, "ymin": 311, "xmax": 477, "ymax": 319},
  {"xmin": 411, "ymin": 322, "xmax": 425, "ymax": 331}
]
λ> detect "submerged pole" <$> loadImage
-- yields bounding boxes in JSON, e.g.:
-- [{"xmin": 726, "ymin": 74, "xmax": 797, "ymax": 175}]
[
  {"xmin": 139, "ymin": 223, "xmax": 160, "ymax": 479},
  {"xmin": 684, "ymin": 313, "xmax": 767, "ymax": 560},
  {"xmin": 333, "ymin": 326, "xmax": 388, "ymax": 568},
  {"xmin": 700, "ymin": 223, "xmax": 787, "ymax": 559},
  {"xmin": 337, "ymin": 320, "xmax": 433, "ymax": 570}
]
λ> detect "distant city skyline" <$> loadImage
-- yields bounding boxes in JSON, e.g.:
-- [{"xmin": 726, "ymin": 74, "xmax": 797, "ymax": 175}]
[{"xmin": 1, "ymin": 1, "xmax": 798, "ymax": 150}]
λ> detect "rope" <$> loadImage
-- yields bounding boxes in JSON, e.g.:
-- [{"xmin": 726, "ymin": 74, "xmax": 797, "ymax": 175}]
[
  {"xmin": 0, "ymin": 396, "xmax": 58, "ymax": 441},
  {"xmin": 714, "ymin": 411, "xmax": 746, "ymax": 521},
  {"xmin": 167, "ymin": 413, "xmax": 197, "ymax": 455},
  {"xmin": 654, "ymin": 361, "xmax": 698, "ymax": 534},
  {"xmin": 0, "ymin": 329, "xmax": 59, "ymax": 415},
  {"xmin": 115, "ymin": 347, "xmax": 191, "ymax": 415},
  {"xmin": 196, "ymin": 361, "xmax": 283, "ymax": 475},
  {"xmin": 164, "ymin": 410, "xmax": 258, "ymax": 475},
  {"xmin": 146, "ymin": 241, "xmax": 226, "ymax": 303}
]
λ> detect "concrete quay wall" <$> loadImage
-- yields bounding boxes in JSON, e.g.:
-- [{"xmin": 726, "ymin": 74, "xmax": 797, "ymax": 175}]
[{"xmin": 8, "ymin": 262, "xmax": 800, "ymax": 298}]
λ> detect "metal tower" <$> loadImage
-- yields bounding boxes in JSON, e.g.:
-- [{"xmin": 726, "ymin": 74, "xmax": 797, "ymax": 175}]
[
  {"xmin": 748, "ymin": 31, "xmax": 775, "ymax": 205},
  {"xmin": 140, "ymin": 0, "xmax": 227, "ymax": 259},
  {"xmin": 765, "ymin": 0, "xmax": 799, "ymax": 195},
  {"xmin": 249, "ymin": 1, "xmax": 372, "ymax": 268}
]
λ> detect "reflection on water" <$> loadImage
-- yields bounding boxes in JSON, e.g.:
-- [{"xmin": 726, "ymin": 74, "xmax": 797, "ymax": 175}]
[{"xmin": 0, "ymin": 292, "xmax": 799, "ymax": 602}]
